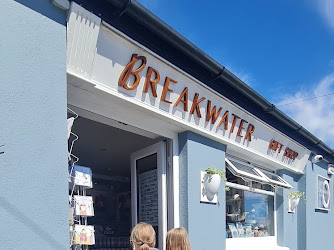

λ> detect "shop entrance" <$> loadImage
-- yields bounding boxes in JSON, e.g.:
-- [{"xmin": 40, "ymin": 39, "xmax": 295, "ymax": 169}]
[{"xmin": 70, "ymin": 115, "xmax": 168, "ymax": 250}]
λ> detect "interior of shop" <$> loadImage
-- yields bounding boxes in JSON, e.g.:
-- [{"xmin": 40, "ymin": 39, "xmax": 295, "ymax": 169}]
[
  {"xmin": 69, "ymin": 115, "xmax": 162, "ymax": 249},
  {"xmin": 225, "ymin": 161, "xmax": 275, "ymax": 239}
]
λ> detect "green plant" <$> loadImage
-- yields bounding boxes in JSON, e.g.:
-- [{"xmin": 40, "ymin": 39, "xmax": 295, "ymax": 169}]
[
  {"xmin": 205, "ymin": 166, "xmax": 226, "ymax": 181},
  {"xmin": 205, "ymin": 166, "xmax": 229, "ymax": 190},
  {"xmin": 288, "ymin": 191, "xmax": 307, "ymax": 203}
]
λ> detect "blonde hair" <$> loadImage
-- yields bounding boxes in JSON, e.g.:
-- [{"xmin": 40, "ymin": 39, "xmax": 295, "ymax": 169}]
[
  {"xmin": 130, "ymin": 222, "xmax": 156, "ymax": 250},
  {"xmin": 166, "ymin": 227, "xmax": 191, "ymax": 250}
]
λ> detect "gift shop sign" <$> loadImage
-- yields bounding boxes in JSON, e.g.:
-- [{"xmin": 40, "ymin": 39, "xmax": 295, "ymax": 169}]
[
  {"xmin": 268, "ymin": 139, "xmax": 299, "ymax": 160},
  {"xmin": 118, "ymin": 54, "xmax": 256, "ymax": 142},
  {"xmin": 66, "ymin": 13, "xmax": 310, "ymax": 172},
  {"xmin": 113, "ymin": 51, "xmax": 309, "ymax": 171}
]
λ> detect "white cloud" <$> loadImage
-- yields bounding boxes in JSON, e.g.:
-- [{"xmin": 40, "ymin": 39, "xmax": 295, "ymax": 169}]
[
  {"xmin": 277, "ymin": 73, "xmax": 334, "ymax": 148},
  {"xmin": 234, "ymin": 72, "xmax": 253, "ymax": 86},
  {"xmin": 318, "ymin": 0, "xmax": 334, "ymax": 30},
  {"xmin": 225, "ymin": 65, "xmax": 255, "ymax": 87}
]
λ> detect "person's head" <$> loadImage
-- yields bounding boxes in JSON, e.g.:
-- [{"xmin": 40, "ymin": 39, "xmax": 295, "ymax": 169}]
[
  {"xmin": 166, "ymin": 228, "xmax": 191, "ymax": 250},
  {"xmin": 130, "ymin": 222, "xmax": 156, "ymax": 250}
]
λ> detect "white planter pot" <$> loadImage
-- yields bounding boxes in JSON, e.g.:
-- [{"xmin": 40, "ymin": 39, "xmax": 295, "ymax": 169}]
[
  {"xmin": 288, "ymin": 197, "xmax": 300, "ymax": 213},
  {"xmin": 204, "ymin": 174, "xmax": 221, "ymax": 201}
]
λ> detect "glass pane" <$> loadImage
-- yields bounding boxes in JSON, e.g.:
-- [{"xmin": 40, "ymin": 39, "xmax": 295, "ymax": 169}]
[
  {"xmin": 226, "ymin": 187, "xmax": 274, "ymax": 238},
  {"xmin": 228, "ymin": 158, "xmax": 259, "ymax": 176},
  {"xmin": 261, "ymin": 170, "xmax": 280, "ymax": 182},
  {"xmin": 136, "ymin": 153, "xmax": 159, "ymax": 248},
  {"xmin": 252, "ymin": 182, "xmax": 274, "ymax": 192},
  {"xmin": 226, "ymin": 167, "xmax": 247, "ymax": 185}
]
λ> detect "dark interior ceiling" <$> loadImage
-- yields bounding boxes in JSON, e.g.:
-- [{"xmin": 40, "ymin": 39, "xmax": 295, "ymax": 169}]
[{"xmin": 71, "ymin": 116, "xmax": 158, "ymax": 177}]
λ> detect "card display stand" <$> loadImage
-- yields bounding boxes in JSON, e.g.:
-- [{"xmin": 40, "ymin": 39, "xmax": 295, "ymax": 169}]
[{"xmin": 68, "ymin": 108, "xmax": 95, "ymax": 250}]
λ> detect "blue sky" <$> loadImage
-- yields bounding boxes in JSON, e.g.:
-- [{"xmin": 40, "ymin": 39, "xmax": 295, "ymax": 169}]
[{"xmin": 138, "ymin": 0, "xmax": 334, "ymax": 148}]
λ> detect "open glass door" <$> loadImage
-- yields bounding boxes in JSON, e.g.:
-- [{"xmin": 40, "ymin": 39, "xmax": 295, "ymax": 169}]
[{"xmin": 131, "ymin": 141, "xmax": 167, "ymax": 250}]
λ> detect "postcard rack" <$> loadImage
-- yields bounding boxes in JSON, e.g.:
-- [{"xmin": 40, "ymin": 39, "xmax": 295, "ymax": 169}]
[{"xmin": 68, "ymin": 108, "xmax": 95, "ymax": 250}]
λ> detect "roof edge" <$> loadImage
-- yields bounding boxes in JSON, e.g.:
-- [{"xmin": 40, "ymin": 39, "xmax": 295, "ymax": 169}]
[{"xmin": 73, "ymin": 0, "xmax": 334, "ymax": 162}]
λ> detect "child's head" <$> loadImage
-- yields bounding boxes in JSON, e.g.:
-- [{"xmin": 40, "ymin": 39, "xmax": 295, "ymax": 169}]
[
  {"xmin": 130, "ymin": 222, "xmax": 156, "ymax": 250},
  {"xmin": 166, "ymin": 227, "xmax": 191, "ymax": 250}
]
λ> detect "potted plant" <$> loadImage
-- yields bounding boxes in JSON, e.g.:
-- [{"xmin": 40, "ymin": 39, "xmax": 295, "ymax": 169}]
[
  {"xmin": 203, "ymin": 166, "xmax": 228, "ymax": 200},
  {"xmin": 288, "ymin": 191, "xmax": 306, "ymax": 213}
]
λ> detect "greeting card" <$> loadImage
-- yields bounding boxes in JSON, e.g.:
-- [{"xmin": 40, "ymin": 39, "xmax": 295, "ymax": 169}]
[
  {"xmin": 74, "ymin": 225, "xmax": 95, "ymax": 245},
  {"xmin": 74, "ymin": 195, "xmax": 94, "ymax": 216},
  {"xmin": 70, "ymin": 165, "xmax": 93, "ymax": 188}
]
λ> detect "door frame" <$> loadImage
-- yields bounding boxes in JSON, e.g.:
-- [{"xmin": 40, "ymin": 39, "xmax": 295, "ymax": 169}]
[{"xmin": 131, "ymin": 141, "xmax": 167, "ymax": 250}]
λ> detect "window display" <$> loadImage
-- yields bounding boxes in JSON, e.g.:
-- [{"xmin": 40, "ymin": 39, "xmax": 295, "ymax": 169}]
[
  {"xmin": 225, "ymin": 156, "xmax": 279, "ymax": 239},
  {"xmin": 226, "ymin": 187, "xmax": 274, "ymax": 238}
]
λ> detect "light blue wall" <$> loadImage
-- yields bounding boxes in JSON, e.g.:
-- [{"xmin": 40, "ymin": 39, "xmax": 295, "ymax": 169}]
[
  {"xmin": 305, "ymin": 159, "xmax": 334, "ymax": 250},
  {"xmin": 0, "ymin": 0, "xmax": 68, "ymax": 249},
  {"xmin": 276, "ymin": 170, "xmax": 304, "ymax": 250},
  {"xmin": 277, "ymin": 157, "xmax": 334, "ymax": 250},
  {"xmin": 179, "ymin": 132, "xmax": 227, "ymax": 250}
]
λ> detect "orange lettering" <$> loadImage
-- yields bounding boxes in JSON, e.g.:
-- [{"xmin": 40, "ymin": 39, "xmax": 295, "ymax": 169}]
[
  {"xmin": 118, "ymin": 54, "xmax": 146, "ymax": 90},
  {"xmin": 230, "ymin": 114, "xmax": 240, "ymax": 133},
  {"xmin": 217, "ymin": 111, "xmax": 229, "ymax": 130},
  {"xmin": 269, "ymin": 139, "xmax": 277, "ymax": 150},
  {"xmin": 237, "ymin": 119, "xmax": 248, "ymax": 137},
  {"xmin": 245, "ymin": 124, "xmax": 255, "ymax": 142},
  {"xmin": 206, "ymin": 101, "xmax": 222, "ymax": 124},
  {"xmin": 278, "ymin": 143, "xmax": 284, "ymax": 153},
  {"xmin": 161, "ymin": 77, "xmax": 177, "ymax": 103},
  {"xmin": 143, "ymin": 67, "xmax": 160, "ymax": 97},
  {"xmin": 190, "ymin": 93, "xmax": 205, "ymax": 118},
  {"xmin": 174, "ymin": 87, "xmax": 188, "ymax": 111}
]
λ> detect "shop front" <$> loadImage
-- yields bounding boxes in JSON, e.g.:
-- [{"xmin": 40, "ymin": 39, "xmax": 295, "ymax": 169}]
[
  {"xmin": 66, "ymin": 3, "xmax": 315, "ymax": 250},
  {"xmin": 3, "ymin": 1, "xmax": 334, "ymax": 250}
]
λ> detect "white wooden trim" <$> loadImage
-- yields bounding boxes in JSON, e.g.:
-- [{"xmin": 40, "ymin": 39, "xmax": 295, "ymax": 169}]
[
  {"xmin": 131, "ymin": 141, "xmax": 167, "ymax": 250},
  {"xmin": 172, "ymin": 135, "xmax": 180, "ymax": 228}
]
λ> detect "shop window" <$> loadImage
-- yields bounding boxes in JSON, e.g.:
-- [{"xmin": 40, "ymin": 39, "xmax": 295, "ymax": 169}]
[
  {"xmin": 225, "ymin": 156, "xmax": 291, "ymax": 239},
  {"xmin": 225, "ymin": 157, "xmax": 268, "ymax": 184},
  {"xmin": 256, "ymin": 167, "xmax": 292, "ymax": 189}
]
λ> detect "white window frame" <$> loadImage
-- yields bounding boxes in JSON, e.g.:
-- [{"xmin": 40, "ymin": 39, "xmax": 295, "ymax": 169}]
[
  {"xmin": 316, "ymin": 174, "xmax": 331, "ymax": 211},
  {"xmin": 225, "ymin": 157, "xmax": 269, "ymax": 184},
  {"xmin": 257, "ymin": 168, "xmax": 292, "ymax": 189},
  {"xmin": 226, "ymin": 156, "xmax": 292, "ymax": 189}
]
